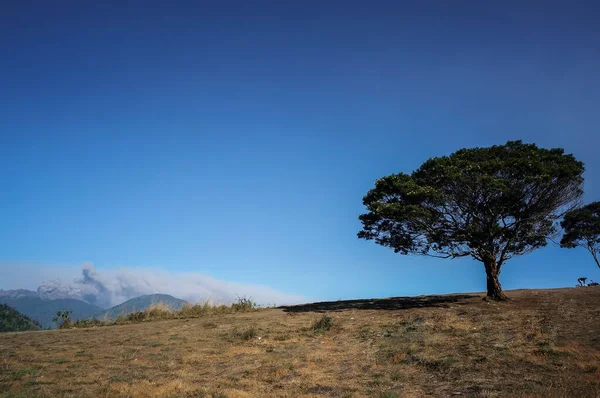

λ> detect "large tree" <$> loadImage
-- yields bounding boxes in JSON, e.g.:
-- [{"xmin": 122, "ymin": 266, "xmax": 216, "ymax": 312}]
[
  {"xmin": 560, "ymin": 201, "xmax": 600, "ymax": 269},
  {"xmin": 358, "ymin": 141, "xmax": 584, "ymax": 300}
]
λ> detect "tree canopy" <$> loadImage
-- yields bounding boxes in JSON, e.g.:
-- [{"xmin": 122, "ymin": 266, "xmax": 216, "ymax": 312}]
[
  {"xmin": 358, "ymin": 140, "xmax": 585, "ymax": 299},
  {"xmin": 560, "ymin": 201, "xmax": 600, "ymax": 269}
]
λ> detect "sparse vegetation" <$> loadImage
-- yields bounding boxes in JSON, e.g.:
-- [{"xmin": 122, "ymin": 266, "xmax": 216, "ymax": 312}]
[
  {"xmin": 52, "ymin": 310, "xmax": 72, "ymax": 329},
  {"xmin": 239, "ymin": 327, "xmax": 258, "ymax": 341},
  {"xmin": 70, "ymin": 298, "xmax": 260, "ymax": 328},
  {"xmin": 231, "ymin": 295, "xmax": 256, "ymax": 312},
  {"xmin": 1, "ymin": 288, "xmax": 599, "ymax": 397},
  {"xmin": 311, "ymin": 314, "xmax": 333, "ymax": 333}
]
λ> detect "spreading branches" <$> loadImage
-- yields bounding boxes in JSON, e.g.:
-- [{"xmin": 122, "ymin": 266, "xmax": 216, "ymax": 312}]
[
  {"xmin": 358, "ymin": 141, "xmax": 585, "ymax": 299},
  {"xmin": 561, "ymin": 202, "xmax": 600, "ymax": 269}
]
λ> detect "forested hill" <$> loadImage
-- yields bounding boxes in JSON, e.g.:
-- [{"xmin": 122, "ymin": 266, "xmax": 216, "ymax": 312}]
[{"xmin": 0, "ymin": 304, "xmax": 42, "ymax": 332}]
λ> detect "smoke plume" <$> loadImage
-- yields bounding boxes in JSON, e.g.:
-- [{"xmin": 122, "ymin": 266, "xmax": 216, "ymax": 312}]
[{"xmin": 36, "ymin": 263, "xmax": 304, "ymax": 308}]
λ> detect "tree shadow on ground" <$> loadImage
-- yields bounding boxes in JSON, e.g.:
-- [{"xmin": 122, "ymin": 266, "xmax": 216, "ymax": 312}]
[{"xmin": 280, "ymin": 294, "xmax": 479, "ymax": 313}]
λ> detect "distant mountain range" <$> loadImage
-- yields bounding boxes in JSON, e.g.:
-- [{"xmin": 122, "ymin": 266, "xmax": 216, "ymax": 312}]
[
  {"xmin": 102, "ymin": 294, "xmax": 187, "ymax": 319},
  {"xmin": 0, "ymin": 296, "xmax": 103, "ymax": 328},
  {"xmin": 0, "ymin": 290, "xmax": 187, "ymax": 328},
  {"xmin": 0, "ymin": 289, "xmax": 39, "ymax": 299},
  {"xmin": 0, "ymin": 304, "xmax": 42, "ymax": 332}
]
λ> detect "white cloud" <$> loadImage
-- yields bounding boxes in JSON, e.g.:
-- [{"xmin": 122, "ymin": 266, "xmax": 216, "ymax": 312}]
[{"xmin": 1, "ymin": 262, "xmax": 306, "ymax": 308}]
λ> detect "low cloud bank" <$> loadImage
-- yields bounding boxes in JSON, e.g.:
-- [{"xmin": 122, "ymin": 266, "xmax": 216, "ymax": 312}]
[{"xmin": 36, "ymin": 263, "xmax": 305, "ymax": 308}]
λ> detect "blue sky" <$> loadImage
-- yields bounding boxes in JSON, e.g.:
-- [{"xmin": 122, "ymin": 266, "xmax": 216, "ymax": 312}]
[{"xmin": 1, "ymin": 1, "xmax": 599, "ymax": 303}]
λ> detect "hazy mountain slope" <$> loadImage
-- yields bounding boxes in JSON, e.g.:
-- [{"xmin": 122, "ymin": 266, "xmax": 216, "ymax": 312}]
[
  {"xmin": 102, "ymin": 294, "xmax": 187, "ymax": 319},
  {"xmin": 0, "ymin": 304, "xmax": 42, "ymax": 332},
  {"xmin": 0, "ymin": 297, "xmax": 103, "ymax": 328},
  {"xmin": 0, "ymin": 289, "xmax": 38, "ymax": 299}
]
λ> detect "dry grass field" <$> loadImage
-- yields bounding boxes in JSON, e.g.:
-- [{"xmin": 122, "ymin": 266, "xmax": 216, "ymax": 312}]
[{"xmin": 1, "ymin": 287, "xmax": 599, "ymax": 398}]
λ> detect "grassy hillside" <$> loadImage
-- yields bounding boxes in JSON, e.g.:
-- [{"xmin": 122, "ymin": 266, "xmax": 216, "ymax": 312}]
[
  {"xmin": 101, "ymin": 294, "xmax": 187, "ymax": 319},
  {"xmin": 1, "ymin": 287, "xmax": 599, "ymax": 397},
  {"xmin": 0, "ymin": 304, "xmax": 41, "ymax": 332},
  {"xmin": 0, "ymin": 297, "xmax": 103, "ymax": 328}
]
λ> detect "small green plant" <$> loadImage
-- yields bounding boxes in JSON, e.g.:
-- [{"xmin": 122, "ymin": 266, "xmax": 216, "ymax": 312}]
[
  {"xmin": 311, "ymin": 315, "xmax": 333, "ymax": 333},
  {"xmin": 10, "ymin": 366, "xmax": 38, "ymax": 380},
  {"xmin": 52, "ymin": 311, "xmax": 73, "ymax": 329},
  {"xmin": 232, "ymin": 295, "xmax": 256, "ymax": 312}
]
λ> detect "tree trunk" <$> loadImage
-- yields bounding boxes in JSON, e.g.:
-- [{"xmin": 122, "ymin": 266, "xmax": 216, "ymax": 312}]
[
  {"xmin": 483, "ymin": 258, "xmax": 507, "ymax": 300},
  {"xmin": 591, "ymin": 250, "xmax": 600, "ymax": 270}
]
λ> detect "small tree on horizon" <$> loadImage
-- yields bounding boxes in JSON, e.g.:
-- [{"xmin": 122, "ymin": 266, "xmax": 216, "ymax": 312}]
[
  {"xmin": 358, "ymin": 141, "xmax": 584, "ymax": 300},
  {"xmin": 560, "ymin": 201, "xmax": 600, "ymax": 269}
]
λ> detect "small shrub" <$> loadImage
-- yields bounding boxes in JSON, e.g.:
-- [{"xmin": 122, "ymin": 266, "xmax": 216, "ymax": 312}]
[
  {"xmin": 232, "ymin": 296, "xmax": 256, "ymax": 312},
  {"xmin": 274, "ymin": 333, "xmax": 290, "ymax": 341},
  {"xmin": 145, "ymin": 303, "xmax": 172, "ymax": 319},
  {"xmin": 73, "ymin": 318, "xmax": 103, "ymax": 328},
  {"xmin": 52, "ymin": 311, "xmax": 73, "ymax": 329},
  {"xmin": 312, "ymin": 315, "xmax": 333, "ymax": 333},
  {"xmin": 240, "ymin": 327, "xmax": 258, "ymax": 341},
  {"xmin": 125, "ymin": 311, "xmax": 146, "ymax": 323},
  {"xmin": 535, "ymin": 341, "xmax": 567, "ymax": 357}
]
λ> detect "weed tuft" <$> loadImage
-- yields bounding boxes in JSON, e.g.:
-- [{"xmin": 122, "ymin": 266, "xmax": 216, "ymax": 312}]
[
  {"xmin": 240, "ymin": 327, "xmax": 258, "ymax": 341},
  {"xmin": 311, "ymin": 315, "xmax": 333, "ymax": 333}
]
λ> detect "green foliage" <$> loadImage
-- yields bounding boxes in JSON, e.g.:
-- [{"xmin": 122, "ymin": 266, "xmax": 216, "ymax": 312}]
[
  {"xmin": 359, "ymin": 141, "xmax": 584, "ymax": 298},
  {"xmin": 0, "ymin": 304, "xmax": 41, "ymax": 332},
  {"xmin": 52, "ymin": 311, "xmax": 72, "ymax": 329},
  {"xmin": 311, "ymin": 315, "xmax": 333, "ymax": 333},
  {"xmin": 560, "ymin": 201, "xmax": 600, "ymax": 269}
]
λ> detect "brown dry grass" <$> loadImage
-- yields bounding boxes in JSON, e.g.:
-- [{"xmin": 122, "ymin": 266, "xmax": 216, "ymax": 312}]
[{"xmin": 1, "ymin": 287, "xmax": 599, "ymax": 397}]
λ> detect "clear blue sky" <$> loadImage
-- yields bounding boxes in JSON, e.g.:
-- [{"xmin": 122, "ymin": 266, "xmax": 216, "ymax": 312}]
[{"xmin": 1, "ymin": 1, "xmax": 599, "ymax": 301}]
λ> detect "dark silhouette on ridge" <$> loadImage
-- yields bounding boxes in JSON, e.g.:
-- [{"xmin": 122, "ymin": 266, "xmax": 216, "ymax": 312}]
[{"xmin": 280, "ymin": 294, "xmax": 477, "ymax": 313}]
